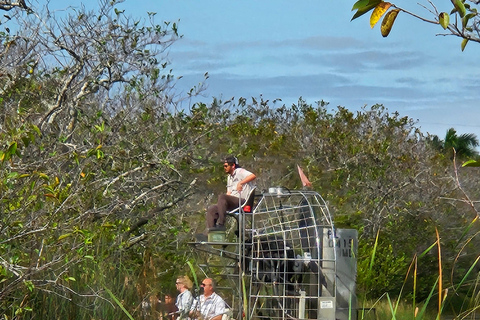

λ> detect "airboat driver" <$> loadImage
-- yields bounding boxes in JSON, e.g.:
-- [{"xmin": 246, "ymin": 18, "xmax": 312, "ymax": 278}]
[
  {"xmin": 206, "ymin": 156, "xmax": 256, "ymax": 232},
  {"xmin": 189, "ymin": 278, "xmax": 226, "ymax": 320}
]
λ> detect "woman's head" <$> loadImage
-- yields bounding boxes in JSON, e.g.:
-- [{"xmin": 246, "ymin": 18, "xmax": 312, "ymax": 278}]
[{"xmin": 175, "ymin": 275, "xmax": 193, "ymax": 291}]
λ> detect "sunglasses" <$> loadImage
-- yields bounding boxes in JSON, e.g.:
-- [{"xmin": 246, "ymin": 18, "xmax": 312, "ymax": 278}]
[{"xmin": 201, "ymin": 283, "xmax": 210, "ymax": 287}]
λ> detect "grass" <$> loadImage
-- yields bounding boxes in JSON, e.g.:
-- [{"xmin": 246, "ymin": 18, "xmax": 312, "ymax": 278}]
[
  {"xmin": 358, "ymin": 299, "xmax": 439, "ymax": 320},
  {"xmin": 357, "ymin": 223, "xmax": 480, "ymax": 320}
]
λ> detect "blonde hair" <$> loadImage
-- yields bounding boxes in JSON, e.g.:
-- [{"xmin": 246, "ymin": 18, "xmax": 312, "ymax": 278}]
[{"xmin": 177, "ymin": 275, "xmax": 193, "ymax": 290}]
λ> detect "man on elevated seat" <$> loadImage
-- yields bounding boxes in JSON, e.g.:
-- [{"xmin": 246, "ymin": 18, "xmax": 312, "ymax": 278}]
[{"xmin": 206, "ymin": 156, "xmax": 256, "ymax": 232}]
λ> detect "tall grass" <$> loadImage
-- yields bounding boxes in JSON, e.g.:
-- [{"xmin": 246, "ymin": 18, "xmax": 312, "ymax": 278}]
[{"xmin": 358, "ymin": 223, "xmax": 480, "ymax": 320}]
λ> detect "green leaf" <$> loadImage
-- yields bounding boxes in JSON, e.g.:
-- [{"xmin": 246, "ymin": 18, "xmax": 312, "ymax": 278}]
[
  {"xmin": 7, "ymin": 141, "xmax": 17, "ymax": 156},
  {"xmin": 31, "ymin": 125, "xmax": 41, "ymax": 136},
  {"xmin": 7, "ymin": 172, "xmax": 19, "ymax": 179},
  {"xmin": 104, "ymin": 286, "xmax": 135, "ymax": 320},
  {"xmin": 24, "ymin": 280, "xmax": 34, "ymax": 292},
  {"xmin": 351, "ymin": 0, "xmax": 382, "ymax": 21},
  {"xmin": 461, "ymin": 38, "xmax": 468, "ymax": 51},
  {"xmin": 454, "ymin": 0, "xmax": 467, "ymax": 18},
  {"xmin": 462, "ymin": 12, "xmax": 476, "ymax": 28},
  {"xmin": 439, "ymin": 12, "xmax": 449, "ymax": 29},
  {"xmin": 462, "ymin": 159, "xmax": 480, "ymax": 167},
  {"xmin": 352, "ymin": 0, "xmax": 369, "ymax": 11},
  {"xmin": 22, "ymin": 136, "xmax": 30, "ymax": 147}
]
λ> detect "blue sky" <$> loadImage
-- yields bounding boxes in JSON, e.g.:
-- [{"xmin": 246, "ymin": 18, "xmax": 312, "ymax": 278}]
[{"xmin": 45, "ymin": 0, "xmax": 480, "ymax": 140}]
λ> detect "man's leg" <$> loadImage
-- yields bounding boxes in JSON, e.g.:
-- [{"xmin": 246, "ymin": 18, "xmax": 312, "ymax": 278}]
[
  {"xmin": 206, "ymin": 204, "xmax": 219, "ymax": 229},
  {"xmin": 216, "ymin": 194, "xmax": 243, "ymax": 226}
]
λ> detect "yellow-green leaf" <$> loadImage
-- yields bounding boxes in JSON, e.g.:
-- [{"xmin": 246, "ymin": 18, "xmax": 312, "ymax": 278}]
[
  {"xmin": 370, "ymin": 2, "xmax": 392, "ymax": 28},
  {"xmin": 454, "ymin": 0, "xmax": 467, "ymax": 18},
  {"xmin": 381, "ymin": 9, "xmax": 400, "ymax": 37},
  {"xmin": 439, "ymin": 12, "xmax": 449, "ymax": 29},
  {"xmin": 461, "ymin": 38, "xmax": 468, "ymax": 51},
  {"xmin": 58, "ymin": 233, "xmax": 72, "ymax": 241},
  {"xmin": 463, "ymin": 159, "xmax": 480, "ymax": 167},
  {"xmin": 37, "ymin": 172, "xmax": 49, "ymax": 180}
]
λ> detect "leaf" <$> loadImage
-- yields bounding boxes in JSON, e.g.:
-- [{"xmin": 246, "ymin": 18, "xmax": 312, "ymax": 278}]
[
  {"xmin": 462, "ymin": 12, "xmax": 476, "ymax": 28},
  {"xmin": 439, "ymin": 12, "xmax": 449, "ymax": 30},
  {"xmin": 454, "ymin": 0, "xmax": 467, "ymax": 18},
  {"xmin": 462, "ymin": 159, "xmax": 480, "ymax": 167},
  {"xmin": 104, "ymin": 286, "xmax": 135, "ymax": 320},
  {"xmin": 31, "ymin": 125, "xmax": 41, "ymax": 136},
  {"xmin": 370, "ymin": 2, "xmax": 392, "ymax": 28},
  {"xmin": 352, "ymin": 0, "xmax": 369, "ymax": 11},
  {"xmin": 37, "ymin": 172, "xmax": 49, "ymax": 180},
  {"xmin": 7, "ymin": 141, "xmax": 17, "ymax": 156},
  {"xmin": 21, "ymin": 136, "xmax": 30, "ymax": 147},
  {"xmin": 351, "ymin": 0, "xmax": 382, "ymax": 21},
  {"xmin": 381, "ymin": 9, "xmax": 400, "ymax": 37},
  {"xmin": 461, "ymin": 38, "xmax": 468, "ymax": 51},
  {"xmin": 102, "ymin": 223, "xmax": 116, "ymax": 228},
  {"xmin": 23, "ymin": 280, "xmax": 34, "ymax": 292},
  {"xmin": 58, "ymin": 233, "xmax": 72, "ymax": 240},
  {"xmin": 7, "ymin": 172, "xmax": 19, "ymax": 179}
]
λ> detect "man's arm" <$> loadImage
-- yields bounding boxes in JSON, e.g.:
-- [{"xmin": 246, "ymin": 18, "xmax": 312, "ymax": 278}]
[{"xmin": 237, "ymin": 173, "xmax": 256, "ymax": 192}]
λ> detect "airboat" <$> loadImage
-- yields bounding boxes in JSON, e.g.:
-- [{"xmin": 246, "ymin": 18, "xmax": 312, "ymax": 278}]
[{"xmin": 190, "ymin": 187, "xmax": 358, "ymax": 320}]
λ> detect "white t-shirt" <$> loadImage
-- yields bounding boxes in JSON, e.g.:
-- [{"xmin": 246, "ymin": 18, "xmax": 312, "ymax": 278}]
[{"xmin": 226, "ymin": 168, "xmax": 255, "ymax": 199}]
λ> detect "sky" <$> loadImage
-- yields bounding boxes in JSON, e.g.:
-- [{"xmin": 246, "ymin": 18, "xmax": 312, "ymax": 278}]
[{"xmin": 37, "ymin": 0, "xmax": 480, "ymax": 140}]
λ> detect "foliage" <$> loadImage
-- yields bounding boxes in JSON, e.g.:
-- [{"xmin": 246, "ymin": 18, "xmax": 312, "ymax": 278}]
[
  {"xmin": 352, "ymin": 0, "xmax": 480, "ymax": 50},
  {"xmin": 1, "ymin": 0, "xmax": 480, "ymax": 319},
  {"xmin": 0, "ymin": 0, "xmax": 204, "ymax": 318},
  {"xmin": 429, "ymin": 128, "xmax": 479, "ymax": 160}
]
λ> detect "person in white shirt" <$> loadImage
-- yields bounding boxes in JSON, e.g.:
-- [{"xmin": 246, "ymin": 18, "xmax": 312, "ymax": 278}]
[
  {"xmin": 175, "ymin": 275, "xmax": 194, "ymax": 320},
  {"xmin": 206, "ymin": 156, "xmax": 256, "ymax": 231},
  {"xmin": 189, "ymin": 278, "xmax": 226, "ymax": 320}
]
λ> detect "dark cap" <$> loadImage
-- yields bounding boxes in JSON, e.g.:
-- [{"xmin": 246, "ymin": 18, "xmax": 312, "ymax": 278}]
[{"xmin": 224, "ymin": 155, "xmax": 239, "ymax": 167}]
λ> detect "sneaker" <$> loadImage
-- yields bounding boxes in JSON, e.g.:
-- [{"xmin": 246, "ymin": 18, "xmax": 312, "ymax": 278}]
[{"xmin": 208, "ymin": 224, "xmax": 226, "ymax": 232}]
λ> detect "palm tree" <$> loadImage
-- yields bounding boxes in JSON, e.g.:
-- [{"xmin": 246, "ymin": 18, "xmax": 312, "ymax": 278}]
[{"xmin": 443, "ymin": 127, "xmax": 479, "ymax": 159}]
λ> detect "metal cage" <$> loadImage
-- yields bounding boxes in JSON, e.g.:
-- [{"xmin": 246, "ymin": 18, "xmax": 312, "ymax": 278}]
[{"xmin": 191, "ymin": 188, "xmax": 357, "ymax": 320}]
